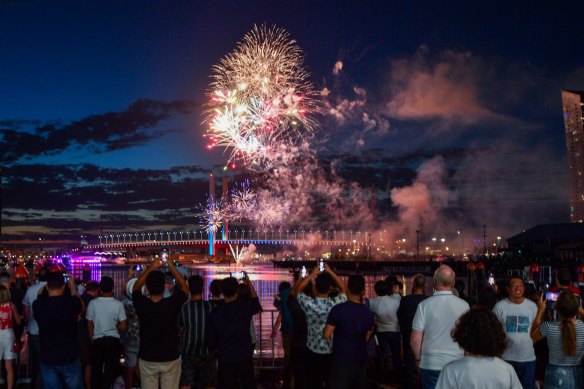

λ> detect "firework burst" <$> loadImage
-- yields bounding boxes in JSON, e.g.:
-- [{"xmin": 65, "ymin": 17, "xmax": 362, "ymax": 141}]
[
  {"xmin": 252, "ymin": 190, "xmax": 290, "ymax": 227},
  {"xmin": 205, "ymin": 24, "xmax": 319, "ymax": 168},
  {"xmin": 198, "ymin": 196, "xmax": 226, "ymax": 234},
  {"xmin": 230, "ymin": 179, "xmax": 257, "ymax": 221}
]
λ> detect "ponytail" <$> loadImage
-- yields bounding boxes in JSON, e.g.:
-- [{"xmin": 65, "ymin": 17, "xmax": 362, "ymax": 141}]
[{"xmin": 561, "ymin": 319, "xmax": 577, "ymax": 356}]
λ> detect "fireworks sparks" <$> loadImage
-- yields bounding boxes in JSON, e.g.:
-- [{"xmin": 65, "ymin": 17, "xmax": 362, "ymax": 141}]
[
  {"xmin": 205, "ymin": 24, "xmax": 319, "ymax": 168},
  {"xmin": 198, "ymin": 196, "xmax": 226, "ymax": 234},
  {"xmin": 230, "ymin": 179, "xmax": 257, "ymax": 221},
  {"xmin": 251, "ymin": 191, "xmax": 289, "ymax": 227}
]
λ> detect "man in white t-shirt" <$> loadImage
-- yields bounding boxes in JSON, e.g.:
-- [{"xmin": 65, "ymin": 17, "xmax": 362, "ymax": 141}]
[
  {"xmin": 86, "ymin": 276, "xmax": 127, "ymax": 389},
  {"xmin": 410, "ymin": 265, "xmax": 469, "ymax": 389},
  {"xmin": 369, "ymin": 280, "xmax": 401, "ymax": 383},
  {"xmin": 493, "ymin": 276, "xmax": 538, "ymax": 389}
]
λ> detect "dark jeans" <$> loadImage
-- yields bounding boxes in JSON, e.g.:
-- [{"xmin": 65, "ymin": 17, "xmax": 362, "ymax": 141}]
[
  {"xmin": 328, "ymin": 360, "xmax": 367, "ymax": 389},
  {"xmin": 376, "ymin": 331, "xmax": 401, "ymax": 381},
  {"xmin": 419, "ymin": 368, "xmax": 440, "ymax": 389},
  {"xmin": 402, "ymin": 338, "xmax": 416, "ymax": 389},
  {"xmin": 507, "ymin": 360, "xmax": 535, "ymax": 389},
  {"xmin": 40, "ymin": 358, "xmax": 84, "ymax": 389},
  {"xmin": 91, "ymin": 336, "xmax": 122, "ymax": 389},
  {"xmin": 29, "ymin": 334, "xmax": 44, "ymax": 389},
  {"xmin": 291, "ymin": 344, "xmax": 308, "ymax": 389},
  {"xmin": 217, "ymin": 358, "xmax": 256, "ymax": 389},
  {"xmin": 305, "ymin": 349, "xmax": 331, "ymax": 389}
]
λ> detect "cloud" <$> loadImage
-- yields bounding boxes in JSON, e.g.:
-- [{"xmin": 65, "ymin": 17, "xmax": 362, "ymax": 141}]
[
  {"xmin": 0, "ymin": 99, "xmax": 199, "ymax": 163},
  {"xmin": 385, "ymin": 48, "xmax": 509, "ymax": 126},
  {"xmin": 1, "ymin": 163, "xmax": 211, "ymax": 242}
]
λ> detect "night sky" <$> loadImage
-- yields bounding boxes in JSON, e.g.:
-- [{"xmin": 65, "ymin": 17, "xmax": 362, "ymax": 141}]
[{"xmin": 2, "ymin": 1, "xmax": 583, "ymax": 247}]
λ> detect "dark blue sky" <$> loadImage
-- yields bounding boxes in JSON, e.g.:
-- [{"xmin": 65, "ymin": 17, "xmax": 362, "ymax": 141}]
[{"xmin": 1, "ymin": 0, "xmax": 583, "ymax": 245}]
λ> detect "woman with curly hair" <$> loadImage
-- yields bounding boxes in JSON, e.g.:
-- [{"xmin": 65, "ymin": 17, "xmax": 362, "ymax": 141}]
[
  {"xmin": 531, "ymin": 291, "xmax": 584, "ymax": 388},
  {"xmin": 436, "ymin": 307, "xmax": 521, "ymax": 388}
]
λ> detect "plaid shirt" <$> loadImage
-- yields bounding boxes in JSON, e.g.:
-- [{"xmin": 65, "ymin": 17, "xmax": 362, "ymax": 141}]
[{"xmin": 297, "ymin": 293, "xmax": 346, "ymax": 354}]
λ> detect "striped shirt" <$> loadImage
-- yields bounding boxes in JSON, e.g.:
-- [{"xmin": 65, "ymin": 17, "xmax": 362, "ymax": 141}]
[
  {"xmin": 540, "ymin": 320, "xmax": 584, "ymax": 366},
  {"xmin": 179, "ymin": 300, "xmax": 218, "ymax": 358}
]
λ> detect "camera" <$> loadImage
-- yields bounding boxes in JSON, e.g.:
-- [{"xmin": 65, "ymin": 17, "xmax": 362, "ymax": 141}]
[
  {"xmin": 318, "ymin": 259, "xmax": 324, "ymax": 272},
  {"xmin": 133, "ymin": 265, "xmax": 143, "ymax": 272},
  {"xmin": 301, "ymin": 266, "xmax": 307, "ymax": 279},
  {"xmin": 488, "ymin": 274, "xmax": 495, "ymax": 286},
  {"xmin": 230, "ymin": 271, "xmax": 246, "ymax": 280},
  {"xmin": 546, "ymin": 291, "xmax": 559, "ymax": 302},
  {"xmin": 161, "ymin": 249, "xmax": 168, "ymax": 263},
  {"xmin": 63, "ymin": 275, "xmax": 70, "ymax": 283}
]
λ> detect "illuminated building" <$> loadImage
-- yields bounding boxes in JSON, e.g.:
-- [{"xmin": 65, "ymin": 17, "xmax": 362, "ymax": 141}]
[{"xmin": 562, "ymin": 90, "xmax": 584, "ymax": 223}]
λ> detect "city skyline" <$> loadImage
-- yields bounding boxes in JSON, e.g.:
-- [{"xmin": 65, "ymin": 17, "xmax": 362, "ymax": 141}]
[{"xmin": 1, "ymin": 1, "xmax": 584, "ymax": 245}]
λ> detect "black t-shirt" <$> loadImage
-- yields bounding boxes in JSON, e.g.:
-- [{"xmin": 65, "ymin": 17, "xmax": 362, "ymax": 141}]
[
  {"xmin": 33, "ymin": 295, "xmax": 83, "ymax": 365},
  {"xmin": 288, "ymin": 294, "xmax": 307, "ymax": 348},
  {"xmin": 326, "ymin": 301, "xmax": 374, "ymax": 364},
  {"xmin": 132, "ymin": 289, "xmax": 187, "ymax": 362},
  {"xmin": 397, "ymin": 294, "xmax": 427, "ymax": 340},
  {"xmin": 78, "ymin": 292, "xmax": 96, "ymax": 345},
  {"xmin": 206, "ymin": 298, "xmax": 262, "ymax": 363}
]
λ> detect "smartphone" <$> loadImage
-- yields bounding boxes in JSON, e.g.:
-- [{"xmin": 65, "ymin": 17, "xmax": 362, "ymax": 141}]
[
  {"xmin": 488, "ymin": 274, "xmax": 495, "ymax": 286},
  {"xmin": 133, "ymin": 265, "xmax": 143, "ymax": 272},
  {"xmin": 63, "ymin": 275, "xmax": 70, "ymax": 283},
  {"xmin": 318, "ymin": 259, "xmax": 324, "ymax": 272},
  {"xmin": 546, "ymin": 291, "xmax": 559, "ymax": 302},
  {"xmin": 161, "ymin": 250, "xmax": 168, "ymax": 263},
  {"xmin": 301, "ymin": 266, "xmax": 307, "ymax": 279},
  {"xmin": 230, "ymin": 271, "xmax": 245, "ymax": 280}
]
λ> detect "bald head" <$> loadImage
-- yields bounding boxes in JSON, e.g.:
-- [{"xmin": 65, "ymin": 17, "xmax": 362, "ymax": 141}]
[{"xmin": 434, "ymin": 265, "xmax": 455, "ymax": 290}]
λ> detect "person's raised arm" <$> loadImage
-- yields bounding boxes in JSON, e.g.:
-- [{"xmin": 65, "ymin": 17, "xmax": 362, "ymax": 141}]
[
  {"xmin": 290, "ymin": 265, "xmax": 320, "ymax": 298},
  {"xmin": 167, "ymin": 261, "xmax": 188, "ymax": 294},
  {"xmin": 133, "ymin": 259, "xmax": 163, "ymax": 292},
  {"xmin": 123, "ymin": 267, "xmax": 136, "ymax": 295},
  {"xmin": 243, "ymin": 272, "xmax": 257, "ymax": 299},
  {"xmin": 324, "ymin": 263, "xmax": 346, "ymax": 294},
  {"xmin": 531, "ymin": 292, "xmax": 546, "ymax": 342}
]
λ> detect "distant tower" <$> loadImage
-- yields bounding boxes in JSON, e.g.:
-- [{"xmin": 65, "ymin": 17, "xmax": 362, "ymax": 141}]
[
  {"xmin": 562, "ymin": 90, "xmax": 584, "ymax": 223},
  {"xmin": 208, "ymin": 173, "xmax": 216, "ymax": 256}
]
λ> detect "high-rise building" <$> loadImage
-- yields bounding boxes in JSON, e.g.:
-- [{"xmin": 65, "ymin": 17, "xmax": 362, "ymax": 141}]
[{"xmin": 562, "ymin": 90, "xmax": 584, "ymax": 223}]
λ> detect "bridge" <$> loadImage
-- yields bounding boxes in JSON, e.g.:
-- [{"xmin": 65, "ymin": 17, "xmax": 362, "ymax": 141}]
[{"xmin": 83, "ymin": 229, "xmax": 373, "ymax": 250}]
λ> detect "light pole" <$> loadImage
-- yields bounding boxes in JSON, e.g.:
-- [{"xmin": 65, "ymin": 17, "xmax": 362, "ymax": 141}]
[
  {"xmin": 416, "ymin": 230, "xmax": 420, "ymax": 261},
  {"xmin": 483, "ymin": 225, "xmax": 487, "ymax": 256}
]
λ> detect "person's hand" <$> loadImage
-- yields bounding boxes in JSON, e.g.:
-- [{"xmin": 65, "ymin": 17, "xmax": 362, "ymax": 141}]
[
  {"xmin": 151, "ymin": 258, "xmax": 163, "ymax": 269},
  {"xmin": 310, "ymin": 265, "xmax": 320, "ymax": 276},
  {"xmin": 127, "ymin": 267, "xmax": 136, "ymax": 277},
  {"xmin": 65, "ymin": 273, "xmax": 75, "ymax": 287},
  {"xmin": 537, "ymin": 291, "xmax": 547, "ymax": 311}
]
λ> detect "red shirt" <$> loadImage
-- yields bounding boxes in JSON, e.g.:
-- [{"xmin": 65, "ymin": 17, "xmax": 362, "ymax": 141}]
[
  {"xmin": 0, "ymin": 303, "xmax": 13, "ymax": 329},
  {"xmin": 550, "ymin": 285, "xmax": 581, "ymax": 295}
]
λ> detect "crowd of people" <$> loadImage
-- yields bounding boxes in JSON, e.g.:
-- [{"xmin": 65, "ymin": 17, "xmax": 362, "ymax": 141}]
[
  {"xmin": 271, "ymin": 265, "xmax": 584, "ymax": 389},
  {"xmin": 0, "ymin": 260, "xmax": 582, "ymax": 388}
]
